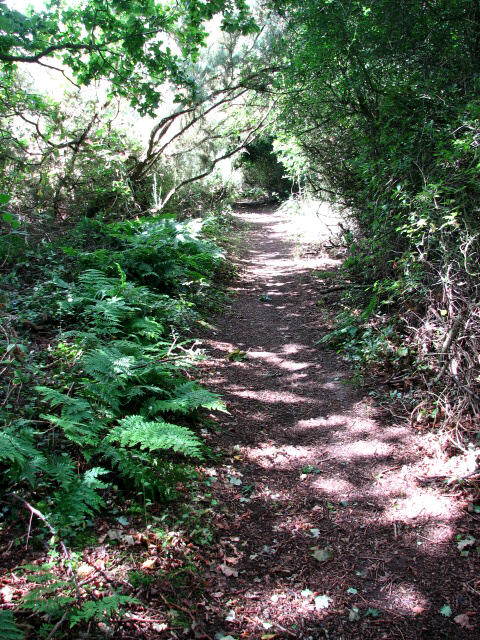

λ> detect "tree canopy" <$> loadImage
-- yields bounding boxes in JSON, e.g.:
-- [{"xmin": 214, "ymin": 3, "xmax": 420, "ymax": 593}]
[{"xmin": 0, "ymin": 0, "xmax": 258, "ymax": 113}]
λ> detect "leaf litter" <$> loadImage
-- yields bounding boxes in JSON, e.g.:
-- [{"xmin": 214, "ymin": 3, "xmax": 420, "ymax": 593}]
[{"xmin": 39, "ymin": 206, "xmax": 477, "ymax": 639}]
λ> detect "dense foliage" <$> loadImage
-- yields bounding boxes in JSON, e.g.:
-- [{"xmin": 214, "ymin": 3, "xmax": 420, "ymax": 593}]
[
  {"xmin": 2, "ymin": 0, "xmax": 480, "ymax": 635},
  {"xmin": 0, "ymin": 0, "xmax": 257, "ymax": 114},
  {"xmin": 271, "ymin": 0, "xmax": 480, "ymax": 446}
]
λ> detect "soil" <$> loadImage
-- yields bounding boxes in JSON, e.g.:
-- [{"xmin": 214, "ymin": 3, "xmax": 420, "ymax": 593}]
[{"xmin": 196, "ymin": 205, "xmax": 480, "ymax": 639}]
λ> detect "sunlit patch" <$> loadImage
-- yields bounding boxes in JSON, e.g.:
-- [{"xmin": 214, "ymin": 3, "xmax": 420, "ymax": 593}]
[
  {"xmin": 385, "ymin": 491, "xmax": 460, "ymax": 521},
  {"xmin": 247, "ymin": 349, "xmax": 313, "ymax": 372},
  {"xmin": 280, "ymin": 343, "xmax": 302, "ymax": 355},
  {"xmin": 322, "ymin": 381, "xmax": 344, "ymax": 391},
  {"xmin": 232, "ymin": 389, "xmax": 308, "ymax": 405},
  {"xmin": 420, "ymin": 522, "xmax": 454, "ymax": 545},
  {"xmin": 383, "ymin": 582, "xmax": 430, "ymax": 616},
  {"xmin": 296, "ymin": 414, "xmax": 346, "ymax": 430},
  {"xmin": 329, "ymin": 439, "xmax": 393, "ymax": 460},
  {"xmin": 245, "ymin": 443, "xmax": 315, "ymax": 468},
  {"xmin": 310, "ymin": 476, "xmax": 353, "ymax": 495},
  {"xmin": 349, "ymin": 417, "xmax": 377, "ymax": 433}
]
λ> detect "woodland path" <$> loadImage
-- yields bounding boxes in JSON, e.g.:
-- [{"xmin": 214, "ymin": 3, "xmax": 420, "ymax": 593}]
[{"xmin": 197, "ymin": 205, "xmax": 479, "ymax": 640}]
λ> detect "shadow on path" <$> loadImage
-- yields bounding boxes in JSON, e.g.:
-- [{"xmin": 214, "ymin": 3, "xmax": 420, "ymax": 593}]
[{"xmin": 198, "ymin": 206, "xmax": 479, "ymax": 640}]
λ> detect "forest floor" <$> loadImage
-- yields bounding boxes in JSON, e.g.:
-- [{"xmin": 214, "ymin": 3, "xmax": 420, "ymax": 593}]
[{"xmin": 195, "ymin": 205, "xmax": 480, "ymax": 640}]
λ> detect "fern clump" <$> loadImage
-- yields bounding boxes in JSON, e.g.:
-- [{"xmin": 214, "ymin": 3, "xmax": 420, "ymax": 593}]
[{"xmin": 1, "ymin": 213, "xmax": 226, "ymax": 540}]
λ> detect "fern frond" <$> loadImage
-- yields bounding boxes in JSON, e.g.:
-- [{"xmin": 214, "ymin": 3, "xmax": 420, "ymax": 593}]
[
  {"xmin": 36, "ymin": 387, "xmax": 94, "ymax": 421},
  {"xmin": 99, "ymin": 442, "xmax": 158, "ymax": 489},
  {"xmin": 108, "ymin": 415, "xmax": 202, "ymax": 459},
  {"xmin": 52, "ymin": 467, "xmax": 108, "ymax": 528},
  {"xmin": 148, "ymin": 382, "xmax": 226, "ymax": 415},
  {"xmin": 0, "ymin": 425, "xmax": 39, "ymax": 467},
  {"xmin": 78, "ymin": 269, "xmax": 116, "ymax": 296},
  {"xmin": 41, "ymin": 414, "xmax": 102, "ymax": 446},
  {"xmin": 0, "ymin": 610, "xmax": 24, "ymax": 640},
  {"xmin": 69, "ymin": 594, "xmax": 137, "ymax": 627},
  {"xmin": 42, "ymin": 453, "xmax": 76, "ymax": 489},
  {"xmin": 82, "ymin": 347, "xmax": 136, "ymax": 379},
  {"xmin": 87, "ymin": 296, "xmax": 135, "ymax": 331},
  {"xmin": 128, "ymin": 317, "xmax": 164, "ymax": 339}
]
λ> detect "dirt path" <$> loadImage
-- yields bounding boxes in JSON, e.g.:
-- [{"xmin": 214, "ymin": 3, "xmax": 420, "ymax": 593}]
[{"xmin": 198, "ymin": 206, "xmax": 478, "ymax": 640}]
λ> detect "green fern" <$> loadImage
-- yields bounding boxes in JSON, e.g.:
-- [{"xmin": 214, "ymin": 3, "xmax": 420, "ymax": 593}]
[
  {"xmin": 51, "ymin": 467, "xmax": 108, "ymax": 529},
  {"xmin": 148, "ymin": 381, "xmax": 226, "ymax": 415},
  {"xmin": 69, "ymin": 593, "xmax": 137, "ymax": 627},
  {"xmin": 78, "ymin": 269, "xmax": 117, "ymax": 295},
  {"xmin": 0, "ymin": 424, "xmax": 39, "ymax": 466},
  {"xmin": 2, "ymin": 212, "xmax": 228, "ymax": 543},
  {"xmin": 99, "ymin": 442, "xmax": 159, "ymax": 489},
  {"xmin": 0, "ymin": 610, "xmax": 24, "ymax": 640},
  {"xmin": 108, "ymin": 415, "xmax": 203, "ymax": 459}
]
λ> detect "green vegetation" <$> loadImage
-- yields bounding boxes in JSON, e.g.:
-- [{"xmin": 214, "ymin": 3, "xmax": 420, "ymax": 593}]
[
  {"xmin": 271, "ymin": 0, "xmax": 480, "ymax": 448},
  {"xmin": 1, "ymin": 0, "xmax": 480, "ymax": 636}
]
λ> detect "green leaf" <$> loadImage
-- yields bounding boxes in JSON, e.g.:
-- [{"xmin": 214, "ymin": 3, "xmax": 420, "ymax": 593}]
[
  {"xmin": 440, "ymin": 604, "xmax": 452, "ymax": 617},
  {"xmin": 228, "ymin": 348, "xmax": 247, "ymax": 362},
  {"xmin": 302, "ymin": 464, "xmax": 321, "ymax": 474},
  {"xmin": 2, "ymin": 212, "xmax": 20, "ymax": 228},
  {"xmin": 347, "ymin": 587, "xmax": 358, "ymax": 595},
  {"xmin": 364, "ymin": 607, "xmax": 380, "ymax": 618}
]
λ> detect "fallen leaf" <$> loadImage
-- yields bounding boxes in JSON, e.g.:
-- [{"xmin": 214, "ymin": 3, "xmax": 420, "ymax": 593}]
[
  {"xmin": 261, "ymin": 635, "xmax": 277, "ymax": 639},
  {"xmin": 412, "ymin": 605, "xmax": 424, "ymax": 615},
  {"xmin": 141, "ymin": 557, "xmax": 157, "ymax": 570},
  {"xmin": 454, "ymin": 613, "xmax": 473, "ymax": 629},
  {"xmin": 310, "ymin": 528, "xmax": 320, "ymax": 538},
  {"xmin": 229, "ymin": 476, "xmax": 242, "ymax": 486},
  {"xmin": 457, "ymin": 535, "xmax": 475, "ymax": 551},
  {"xmin": 311, "ymin": 546, "xmax": 333, "ymax": 562},
  {"xmin": 152, "ymin": 623, "xmax": 168, "ymax": 632},
  {"xmin": 107, "ymin": 529, "xmax": 123, "ymax": 541},
  {"xmin": 219, "ymin": 564, "xmax": 238, "ymax": 577},
  {"xmin": 225, "ymin": 609, "xmax": 236, "ymax": 622},
  {"xmin": 349, "ymin": 607, "xmax": 360, "ymax": 622}
]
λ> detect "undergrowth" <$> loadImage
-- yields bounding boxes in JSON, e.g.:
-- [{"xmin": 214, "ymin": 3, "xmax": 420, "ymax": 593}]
[{"xmin": 0, "ymin": 211, "xmax": 231, "ymax": 637}]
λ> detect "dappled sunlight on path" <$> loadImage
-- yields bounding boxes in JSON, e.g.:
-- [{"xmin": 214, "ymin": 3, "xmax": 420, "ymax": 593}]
[{"xmin": 198, "ymin": 206, "xmax": 478, "ymax": 639}]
